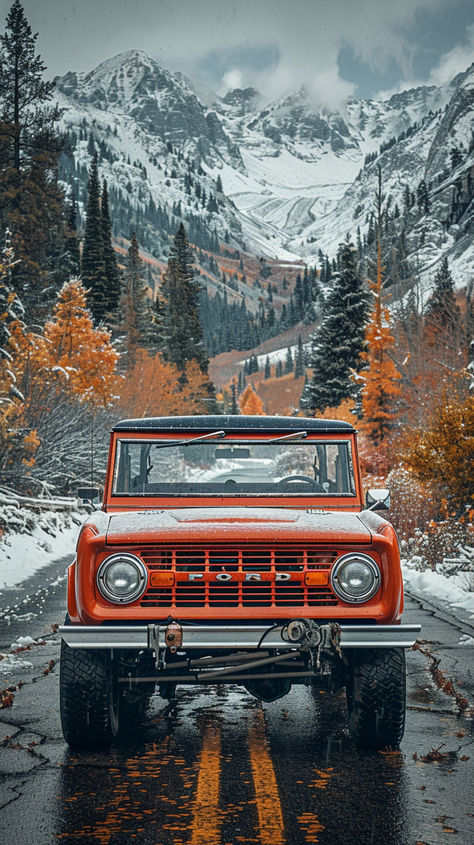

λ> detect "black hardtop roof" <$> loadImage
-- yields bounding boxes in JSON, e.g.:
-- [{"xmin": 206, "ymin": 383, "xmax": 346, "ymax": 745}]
[{"xmin": 112, "ymin": 415, "xmax": 355, "ymax": 434}]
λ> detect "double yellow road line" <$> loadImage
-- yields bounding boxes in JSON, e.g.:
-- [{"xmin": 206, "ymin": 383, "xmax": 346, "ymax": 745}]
[{"xmin": 190, "ymin": 709, "xmax": 285, "ymax": 845}]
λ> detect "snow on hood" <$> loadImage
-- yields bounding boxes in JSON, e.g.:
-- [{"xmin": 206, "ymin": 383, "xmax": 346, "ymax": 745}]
[{"xmin": 105, "ymin": 507, "xmax": 372, "ymax": 545}]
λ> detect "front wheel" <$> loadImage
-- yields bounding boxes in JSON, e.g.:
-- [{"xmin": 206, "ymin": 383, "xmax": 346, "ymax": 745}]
[
  {"xmin": 60, "ymin": 640, "xmax": 121, "ymax": 750},
  {"xmin": 346, "ymin": 648, "xmax": 406, "ymax": 749}
]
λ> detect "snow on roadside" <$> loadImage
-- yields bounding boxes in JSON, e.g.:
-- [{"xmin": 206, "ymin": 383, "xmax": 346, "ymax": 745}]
[
  {"xmin": 403, "ymin": 563, "xmax": 474, "ymax": 621},
  {"xmin": 0, "ymin": 653, "xmax": 34, "ymax": 676},
  {"xmin": 0, "ymin": 509, "xmax": 84, "ymax": 590}
]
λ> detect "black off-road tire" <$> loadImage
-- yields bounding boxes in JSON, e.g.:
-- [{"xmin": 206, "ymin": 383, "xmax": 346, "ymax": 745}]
[
  {"xmin": 346, "ymin": 648, "xmax": 406, "ymax": 749},
  {"xmin": 60, "ymin": 639, "xmax": 121, "ymax": 750}
]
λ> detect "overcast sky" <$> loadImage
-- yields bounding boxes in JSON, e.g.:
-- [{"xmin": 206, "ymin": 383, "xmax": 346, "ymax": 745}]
[{"xmin": 1, "ymin": 0, "xmax": 473, "ymax": 105}]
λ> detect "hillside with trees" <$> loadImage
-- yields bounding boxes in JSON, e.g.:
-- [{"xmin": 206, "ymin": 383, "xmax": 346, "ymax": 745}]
[
  {"xmin": 0, "ymin": 2, "xmax": 221, "ymax": 498},
  {"xmin": 0, "ymin": 3, "xmax": 472, "ymax": 567}
]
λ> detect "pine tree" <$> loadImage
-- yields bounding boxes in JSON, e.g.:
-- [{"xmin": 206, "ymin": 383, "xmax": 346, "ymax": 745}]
[
  {"xmin": 160, "ymin": 223, "xmax": 208, "ymax": 373},
  {"xmin": 82, "ymin": 155, "xmax": 107, "ymax": 323},
  {"xmin": 301, "ymin": 240, "xmax": 369, "ymax": 414},
  {"xmin": 230, "ymin": 381, "xmax": 239, "ymax": 413},
  {"xmin": 360, "ymin": 177, "xmax": 401, "ymax": 445},
  {"xmin": 149, "ymin": 289, "xmax": 166, "ymax": 353},
  {"xmin": 284, "ymin": 346, "xmax": 293, "ymax": 374},
  {"xmin": 249, "ymin": 353, "xmax": 259, "ymax": 374},
  {"xmin": 101, "ymin": 180, "xmax": 121, "ymax": 316},
  {"xmin": 0, "ymin": 1, "xmax": 67, "ymax": 320},
  {"xmin": 264, "ymin": 356, "xmax": 271, "ymax": 379},
  {"xmin": 87, "ymin": 132, "xmax": 96, "ymax": 158},
  {"xmin": 275, "ymin": 359, "xmax": 283, "ymax": 378},
  {"xmin": 64, "ymin": 192, "xmax": 80, "ymax": 277},
  {"xmin": 416, "ymin": 180, "xmax": 430, "ymax": 215},
  {"xmin": 294, "ymin": 335, "xmax": 305, "ymax": 378},
  {"xmin": 424, "ymin": 255, "xmax": 460, "ymax": 343},
  {"xmin": 294, "ymin": 273, "xmax": 304, "ymax": 320},
  {"xmin": 119, "ymin": 233, "xmax": 152, "ymax": 370},
  {"xmin": 450, "ymin": 147, "xmax": 463, "ymax": 170},
  {"xmin": 0, "ymin": 1, "xmax": 56, "ymax": 172},
  {"xmin": 403, "ymin": 184, "xmax": 411, "ymax": 214}
]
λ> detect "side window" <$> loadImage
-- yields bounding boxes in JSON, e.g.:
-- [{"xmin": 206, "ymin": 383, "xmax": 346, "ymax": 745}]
[
  {"xmin": 114, "ymin": 443, "xmax": 145, "ymax": 493},
  {"xmin": 319, "ymin": 444, "xmax": 351, "ymax": 493}
]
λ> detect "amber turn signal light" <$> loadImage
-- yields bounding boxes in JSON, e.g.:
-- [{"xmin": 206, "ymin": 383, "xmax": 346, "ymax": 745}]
[
  {"xmin": 150, "ymin": 571, "xmax": 175, "ymax": 587},
  {"xmin": 305, "ymin": 571, "xmax": 329, "ymax": 587}
]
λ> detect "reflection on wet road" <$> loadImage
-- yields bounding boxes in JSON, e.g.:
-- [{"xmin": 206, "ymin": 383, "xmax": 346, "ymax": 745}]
[
  {"xmin": 49, "ymin": 679, "xmax": 466, "ymax": 845},
  {"xmin": 1, "ymin": 586, "xmax": 474, "ymax": 845}
]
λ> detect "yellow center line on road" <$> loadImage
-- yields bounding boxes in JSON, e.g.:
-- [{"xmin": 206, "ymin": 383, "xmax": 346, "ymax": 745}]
[
  {"xmin": 189, "ymin": 722, "xmax": 222, "ymax": 845},
  {"xmin": 248, "ymin": 709, "xmax": 286, "ymax": 845}
]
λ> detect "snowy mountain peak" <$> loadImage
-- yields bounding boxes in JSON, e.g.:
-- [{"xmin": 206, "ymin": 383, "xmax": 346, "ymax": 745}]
[
  {"xmin": 55, "ymin": 49, "xmax": 198, "ymax": 112},
  {"xmin": 55, "ymin": 51, "xmax": 474, "ymax": 284}
]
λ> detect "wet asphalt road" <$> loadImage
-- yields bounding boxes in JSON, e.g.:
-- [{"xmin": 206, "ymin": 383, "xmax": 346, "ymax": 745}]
[{"xmin": 0, "ymin": 556, "xmax": 473, "ymax": 845}]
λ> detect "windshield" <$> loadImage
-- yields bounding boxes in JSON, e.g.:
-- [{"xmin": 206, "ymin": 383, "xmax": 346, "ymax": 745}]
[{"xmin": 112, "ymin": 439, "xmax": 356, "ymax": 497}]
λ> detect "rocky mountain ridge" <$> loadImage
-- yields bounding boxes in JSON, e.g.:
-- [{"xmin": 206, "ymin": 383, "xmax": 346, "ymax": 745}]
[{"xmin": 55, "ymin": 49, "xmax": 474, "ymax": 290}]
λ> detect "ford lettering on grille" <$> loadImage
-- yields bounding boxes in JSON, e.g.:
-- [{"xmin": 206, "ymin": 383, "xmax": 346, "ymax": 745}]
[{"xmin": 139, "ymin": 545, "xmax": 341, "ymax": 608}]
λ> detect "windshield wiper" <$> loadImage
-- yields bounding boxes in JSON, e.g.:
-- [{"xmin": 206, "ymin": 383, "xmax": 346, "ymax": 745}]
[
  {"xmin": 153, "ymin": 430, "xmax": 226, "ymax": 449},
  {"xmin": 268, "ymin": 431, "xmax": 308, "ymax": 443}
]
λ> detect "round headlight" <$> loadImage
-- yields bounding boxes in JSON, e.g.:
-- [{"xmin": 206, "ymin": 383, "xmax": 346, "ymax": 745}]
[
  {"xmin": 331, "ymin": 553, "xmax": 380, "ymax": 603},
  {"xmin": 97, "ymin": 554, "xmax": 147, "ymax": 604}
]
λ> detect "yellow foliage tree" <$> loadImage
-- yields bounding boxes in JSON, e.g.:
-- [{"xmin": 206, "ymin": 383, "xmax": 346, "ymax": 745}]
[
  {"xmin": 402, "ymin": 388, "xmax": 474, "ymax": 513},
  {"xmin": 317, "ymin": 398, "xmax": 360, "ymax": 428},
  {"xmin": 239, "ymin": 384, "xmax": 265, "ymax": 415},
  {"xmin": 35, "ymin": 280, "xmax": 119, "ymax": 407},
  {"xmin": 118, "ymin": 350, "xmax": 212, "ymax": 418}
]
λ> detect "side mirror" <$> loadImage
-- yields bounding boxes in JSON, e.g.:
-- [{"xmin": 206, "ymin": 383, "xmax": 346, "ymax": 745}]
[
  {"xmin": 76, "ymin": 486, "xmax": 101, "ymax": 507},
  {"xmin": 365, "ymin": 488, "xmax": 390, "ymax": 511}
]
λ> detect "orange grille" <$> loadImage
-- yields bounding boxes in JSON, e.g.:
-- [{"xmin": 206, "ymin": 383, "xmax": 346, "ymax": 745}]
[{"xmin": 138, "ymin": 546, "xmax": 340, "ymax": 608}]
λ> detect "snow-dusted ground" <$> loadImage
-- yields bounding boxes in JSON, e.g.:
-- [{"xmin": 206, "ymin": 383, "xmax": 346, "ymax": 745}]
[
  {"xmin": 403, "ymin": 564, "xmax": 474, "ymax": 622},
  {"xmin": 0, "ymin": 509, "xmax": 83, "ymax": 590}
]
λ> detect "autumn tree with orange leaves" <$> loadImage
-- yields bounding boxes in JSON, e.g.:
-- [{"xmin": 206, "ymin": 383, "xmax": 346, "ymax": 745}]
[
  {"xmin": 119, "ymin": 351, "xmax": 212, "ymax": 418},
  {"xmin": 36, "ymin": 279, "xmax": 118, "ymax": 407},
  {"xmin": 402, "ymin": 386, "xmax": 474, "ymax": 513},
  {"xmin": 1, "ymin": 279, "xmax": 119, "ymax": 492},
  {"xmin": 239, "ymin": 384, "xmax": 264, "ymax": 415}
]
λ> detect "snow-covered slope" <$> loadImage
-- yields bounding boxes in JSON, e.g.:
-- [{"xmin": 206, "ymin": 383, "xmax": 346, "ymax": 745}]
[{"xmin": 54, "ymin": 50, "xmax": 474, "ymax": 285}]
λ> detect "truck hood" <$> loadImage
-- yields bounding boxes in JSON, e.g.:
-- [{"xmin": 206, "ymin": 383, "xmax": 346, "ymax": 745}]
[{"xmin": 105, "ymin": 507, "xmax": 372, "ymax": 545}]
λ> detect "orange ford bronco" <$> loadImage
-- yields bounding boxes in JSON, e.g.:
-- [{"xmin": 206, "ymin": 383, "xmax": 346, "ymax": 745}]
[{"xmin": 60, "ymin": 415, "xmax": 420, "ymax": 749}]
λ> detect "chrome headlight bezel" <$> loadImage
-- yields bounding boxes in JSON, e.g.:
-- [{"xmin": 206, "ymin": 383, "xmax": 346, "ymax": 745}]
[
  {"xmin": 330, "ymin": 553, "xmax": 381, "ymax": 604},
  {"xmin": 96, "ymin": 553, "xmax": 147, "ymax": 604}
]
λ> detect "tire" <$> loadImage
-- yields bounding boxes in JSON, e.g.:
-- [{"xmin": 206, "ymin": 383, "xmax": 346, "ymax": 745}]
[
  {"xmin": 60, "ymin": 639, "xmax": 121, "ymax": 750},
  {"xmin": 346, "ymin": 648, "xmax": 406, "ymax": 749}
]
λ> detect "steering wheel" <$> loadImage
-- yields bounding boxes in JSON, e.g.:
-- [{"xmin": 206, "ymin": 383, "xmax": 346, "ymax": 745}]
[{"xmin": 277, "ymin": 475, "xmax": 324, "ymax": 491}]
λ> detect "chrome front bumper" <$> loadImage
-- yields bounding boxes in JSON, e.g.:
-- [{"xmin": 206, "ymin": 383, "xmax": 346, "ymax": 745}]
[{"xmin": 59, "ymin": 623, "xmax": 421, "ymax": 650}]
